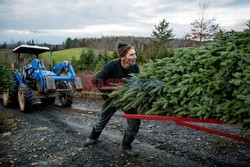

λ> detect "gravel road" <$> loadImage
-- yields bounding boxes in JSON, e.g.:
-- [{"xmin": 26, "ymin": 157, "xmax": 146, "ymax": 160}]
[{"xmin": 0, "ymin": 98, "xmax": 250, "ymax": 167}]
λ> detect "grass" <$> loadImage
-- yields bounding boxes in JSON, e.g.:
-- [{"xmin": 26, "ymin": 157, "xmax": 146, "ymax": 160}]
[
  {"xmin": 1, "ymin": 47, "xmax": 114, "ymax": 65},
  {"xmin": 40, "ymin": 48, "xmax": 85, "ymax": 64},
  {"xmin": 0, "ymin": 47, "xmax": 114, "ymax": 73},
  {"xmin": 0, "ymin": 47, "xmax": 88, "ymax": 63},
  {"xmin": 40, "ymin": 47, "xmax": 113, "ymax": 64}
]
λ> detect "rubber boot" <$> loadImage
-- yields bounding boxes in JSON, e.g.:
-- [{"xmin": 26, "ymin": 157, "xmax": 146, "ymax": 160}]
[
  {"xmin": 84, "ymin": 127, "xmax": 101, "ymax": 146},
  {"xmin": 121, "ymin": 131, "xmax": 139, "ymax": 157}
]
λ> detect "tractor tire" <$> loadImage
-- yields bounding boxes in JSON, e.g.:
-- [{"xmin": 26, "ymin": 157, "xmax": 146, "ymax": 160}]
[
  {"xmin": 41, "ymin": 97, "xmax": 56, "ymax": 105},
  {"xmin": 58, "ymin": 82, "xmax": 73, "ymax": 107},
  {"xmin": 3, "ymin": 75, "xmax": 19, "ymax": 108},
  {"xmin": 18, "ymin": 84, "xmax": 33, "ymax": 112}
]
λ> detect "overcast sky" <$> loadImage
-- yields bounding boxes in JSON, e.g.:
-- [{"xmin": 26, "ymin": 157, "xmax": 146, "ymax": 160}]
[{"xmin": 0, "ymin": 0, "xmax": 249, "ymax": 44}]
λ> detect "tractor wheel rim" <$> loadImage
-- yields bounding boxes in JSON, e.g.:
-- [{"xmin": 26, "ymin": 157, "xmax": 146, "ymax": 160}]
[
  {"xmin": 3, "ymin": 91, "xmax": 9, "ymax": 105},
  {"xmin": 18, "ymin": 89, "xmax": 25, "ymax": 111}
]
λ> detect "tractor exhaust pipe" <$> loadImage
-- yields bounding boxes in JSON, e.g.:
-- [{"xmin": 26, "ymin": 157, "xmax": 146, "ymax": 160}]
[{"xmin": 50, "ymin": 47, "xmax": 53, "ymax": 70}]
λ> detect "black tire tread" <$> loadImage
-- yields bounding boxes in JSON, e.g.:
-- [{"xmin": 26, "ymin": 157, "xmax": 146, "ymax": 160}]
[{"xmin": 18, "ymin": 84, "xmax": 33, "ymax": 112}]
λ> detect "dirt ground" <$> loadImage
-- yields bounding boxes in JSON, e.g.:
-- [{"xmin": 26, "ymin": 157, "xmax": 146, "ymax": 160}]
[{"xmin": 0, "ymin": 96, "xmax": 250, "ymax": 167}]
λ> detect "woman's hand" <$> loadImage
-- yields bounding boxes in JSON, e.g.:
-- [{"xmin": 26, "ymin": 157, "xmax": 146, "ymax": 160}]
[{"xmin": 108, "ymin": 91, "xmax": 119, "ymax": 99}]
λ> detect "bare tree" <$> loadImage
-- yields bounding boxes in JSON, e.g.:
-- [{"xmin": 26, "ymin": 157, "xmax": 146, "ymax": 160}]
[
  {"xmin": 245, "ymin": 20, "xmax": 250, "ymax": 30},
  {"xmin": 186, "ymin": 1, "xmax": 220, "ymax": 44}
]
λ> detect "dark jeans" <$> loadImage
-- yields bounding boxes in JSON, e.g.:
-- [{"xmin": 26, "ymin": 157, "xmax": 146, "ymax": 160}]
[{"xmin": 93, "ymin": 98, "xmax": 141, "ymax": 137}]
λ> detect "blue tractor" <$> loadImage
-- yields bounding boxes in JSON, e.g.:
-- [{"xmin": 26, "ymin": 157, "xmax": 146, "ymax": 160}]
[{"xmin": 2, "ymin": 45, "xmax": 83, "ymax": 112}]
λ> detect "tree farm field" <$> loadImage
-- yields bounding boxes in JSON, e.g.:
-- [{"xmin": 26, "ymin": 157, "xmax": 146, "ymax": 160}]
[{"xmin": 40, "ymin": 48, "xmax": 113, "ymax": 65}]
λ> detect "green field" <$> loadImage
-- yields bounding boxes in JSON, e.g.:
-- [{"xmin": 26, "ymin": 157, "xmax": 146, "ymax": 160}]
[
  {"xmin": 40, "ymin": 47, "xmax": 88, "ymax": 64},
  {"xmin": 0, "ymin": 48, "xmax": 88, "ymax": 63},
  {"xmin": 40, "ymin": 47, "xmax": 113, "ymax": 64}
]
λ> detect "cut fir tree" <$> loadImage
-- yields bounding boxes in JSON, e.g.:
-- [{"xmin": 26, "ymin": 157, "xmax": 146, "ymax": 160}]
[{"xmin": 110, "ymin": 30, "xmax": 250, "ymax": 131}]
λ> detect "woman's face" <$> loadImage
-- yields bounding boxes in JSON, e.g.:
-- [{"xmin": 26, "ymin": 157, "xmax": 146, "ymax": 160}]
[{"xmin": 122, "ymin": 48, "xmax": 137, "ymax": 66}]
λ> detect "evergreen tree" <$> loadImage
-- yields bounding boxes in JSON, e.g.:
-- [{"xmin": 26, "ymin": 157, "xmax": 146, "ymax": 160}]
[
  {"xmin": 110, "ymin": 30, "xmax": 250, "ymax": 131},
  {"xmin": 152, "ymin": 19, "xmax": 174, "ymax": 43},
  {"xmin": 102, "ymin": 51, "xmax": 110, "ymax": 63},
  {"xmin": 149, "ymin": 19, "xmax": 174, "ymax": 60},
  {"xmin": 65, "ymin": 37, "xmax": 72, "ymax": 49},
  {"xmin": 0, "ymin": 42, "xmax": 7, "ymax": 49},
  {"xmin": 135, "ymin": 48, "xmax": 145, "ymax": 64},
  {"xmin": 0, "ymin": 61, "xmax": 14, "ymax": 93},
  {"xmin": 71, "ymin": 56, "xmax": 79, "ymax": 72},
  {"xmin": 111, "ymin": 51, "xmax": 118, "ymax": 60},
  {"xmin": 78, "ymin": 49, "xmax": 95, "ymax": 71},
  {"xmin": 95, "ymin": 58, "xmax": 105, "ymax": 72}
]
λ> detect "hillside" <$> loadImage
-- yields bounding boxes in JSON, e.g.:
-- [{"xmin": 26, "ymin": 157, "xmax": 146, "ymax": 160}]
[{"xmin": 40, "ymin": 47, "xmax": 113, "ymax": 64}]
